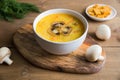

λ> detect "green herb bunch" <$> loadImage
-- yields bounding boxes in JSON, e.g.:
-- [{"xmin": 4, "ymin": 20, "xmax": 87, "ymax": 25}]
[{"xmin": 0, "ymin": 0, "xmax": 40, "ymax": 21}]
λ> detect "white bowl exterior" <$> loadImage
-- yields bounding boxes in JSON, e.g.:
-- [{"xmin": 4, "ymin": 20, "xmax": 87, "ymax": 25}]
[
  {"xmin": 35, "ymin": 33, "xmax": 86, "ymax": 55},
  {"xmin": 33, "ymin": 9, "xmax": 88, "ymax": 55}
]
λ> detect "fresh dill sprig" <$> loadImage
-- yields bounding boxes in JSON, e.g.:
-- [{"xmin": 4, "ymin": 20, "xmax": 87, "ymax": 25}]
[{"xmin": 0, "ymin": 0, "xmax": 40, "ymax": 21}]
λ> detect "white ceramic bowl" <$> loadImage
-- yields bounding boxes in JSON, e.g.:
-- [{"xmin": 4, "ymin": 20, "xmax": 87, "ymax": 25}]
[
  {"xmin": 85, "ymin": 4, "xmax": 117, "ymax": 21},
  {"xmin": 33, "ymin": 9, "xmax": 88, "ymax": 55}
]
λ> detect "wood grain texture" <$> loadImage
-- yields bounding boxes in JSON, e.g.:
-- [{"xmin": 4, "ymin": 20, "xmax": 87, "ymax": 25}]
[
  {"xmin": 13, "ymin": 24, "xmax": 106, "ymax": 74},
  {"xmin": 0, "ymin": 0, "xmax": 120, "ymax": 80}
]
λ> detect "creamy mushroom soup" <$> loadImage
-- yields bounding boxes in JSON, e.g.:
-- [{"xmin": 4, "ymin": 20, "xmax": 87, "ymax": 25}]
[{"xmin": 36, "ymin": 13, "xmax": 85, "ymax": 42}]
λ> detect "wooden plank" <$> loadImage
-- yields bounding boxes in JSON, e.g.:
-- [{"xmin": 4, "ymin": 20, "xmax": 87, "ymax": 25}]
[
  {"xmin": 0, "ymin": 47, "xmax": 119, "ymax": 80},
  {"xmin": 88, "ymin": 17, "xmax": 120, "ymax": 47}
]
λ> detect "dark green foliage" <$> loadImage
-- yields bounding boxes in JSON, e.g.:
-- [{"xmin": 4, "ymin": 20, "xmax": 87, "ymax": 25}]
[{"xmin": 0, "ymin": 0, "xmax": 40, "ymax": 21}]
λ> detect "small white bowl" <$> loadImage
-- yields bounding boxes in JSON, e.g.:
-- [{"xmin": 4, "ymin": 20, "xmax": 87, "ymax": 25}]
[
  {"xmin": 85, "ymin": 4, "xmax": 117, "ymax": 21},
  {"xmin": 33, "ymin": 9, "xmax": 88, "ymax": 55}
]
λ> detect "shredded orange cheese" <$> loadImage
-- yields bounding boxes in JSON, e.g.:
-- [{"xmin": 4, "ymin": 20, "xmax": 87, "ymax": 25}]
[{"xmin": 88, "ymin": 4, "xmax": 111, "ymax": 18}]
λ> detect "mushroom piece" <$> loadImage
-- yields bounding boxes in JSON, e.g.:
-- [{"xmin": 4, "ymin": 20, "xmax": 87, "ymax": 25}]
[
  {"xmin": 48, "ymin": 22, "xmax": 72, "ymax": 36},
  {"xmin": 62, "ymin": 26, "xmax": 72, "ymax": 35},
  {"xmin": 52, "ymin": 22, "xmax": 64, "ymax": 28},
  {"xmin": 48, "ymin": 27, "xmax": 60, "ymax": 36},
  {"xmin": 48, "ymin": 22, "xmax": 64, "ymax": 35},
  {"xmin": 85, "ymin": 45, "xmax": 104, "ymax": 62},
  {"xmin": 0, "ymin": 47, "xmax": 13, "ymax": 65}
]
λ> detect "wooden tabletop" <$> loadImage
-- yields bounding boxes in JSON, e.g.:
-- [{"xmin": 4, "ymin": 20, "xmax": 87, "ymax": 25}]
[{"xmin": 0, "ymin": 0, "xmax": 120, "ymax": 80}]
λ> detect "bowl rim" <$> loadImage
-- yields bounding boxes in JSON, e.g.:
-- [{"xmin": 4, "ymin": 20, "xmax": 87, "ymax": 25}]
[
  {"xmin": 85, "ymin": 4, "xmax": 117, "ymax": 21},
  {"xmin": 33, "ymin": 8, "xmax": 88, "ymax": 44}
]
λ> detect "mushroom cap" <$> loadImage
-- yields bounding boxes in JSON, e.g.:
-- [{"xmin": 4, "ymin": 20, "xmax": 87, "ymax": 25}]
[
  {"xmin": 0, "ymin": 47, "xmax": 11, "ymax": 57},
  {"xmin": 85, "ymin": 45, "xmax": 102, "ymax": 62},
  {"xmin": 96, "ymin": 24, "xmax": 111, "ymax": 40}
]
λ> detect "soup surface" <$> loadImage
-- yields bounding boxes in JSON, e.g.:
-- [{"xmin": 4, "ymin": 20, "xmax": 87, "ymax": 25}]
[{"xmin": 36, "ymin": 13, "xmax": 85, "ymax": 42}]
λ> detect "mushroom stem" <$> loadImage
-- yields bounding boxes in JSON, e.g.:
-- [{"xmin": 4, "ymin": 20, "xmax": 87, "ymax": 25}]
[
  {"xmin": 98, "ymin": 56, "xmax": 104, "ymax": 61},
  {"xmin": 4, "ymin": 56, "xmax": 13, "ymax": 65}
]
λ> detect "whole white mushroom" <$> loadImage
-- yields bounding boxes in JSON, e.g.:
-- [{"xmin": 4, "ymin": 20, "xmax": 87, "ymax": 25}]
[
  {"xmin": 96, "ymin": 24, "xmax": 111, "ymax": 40},
  {"xmin": 85, "ymin": 45, "xmax": 104, "ymax": 62},
  {"xmin": 0, "ymin": 47, "xmax": 13, "ymax": 65}
]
